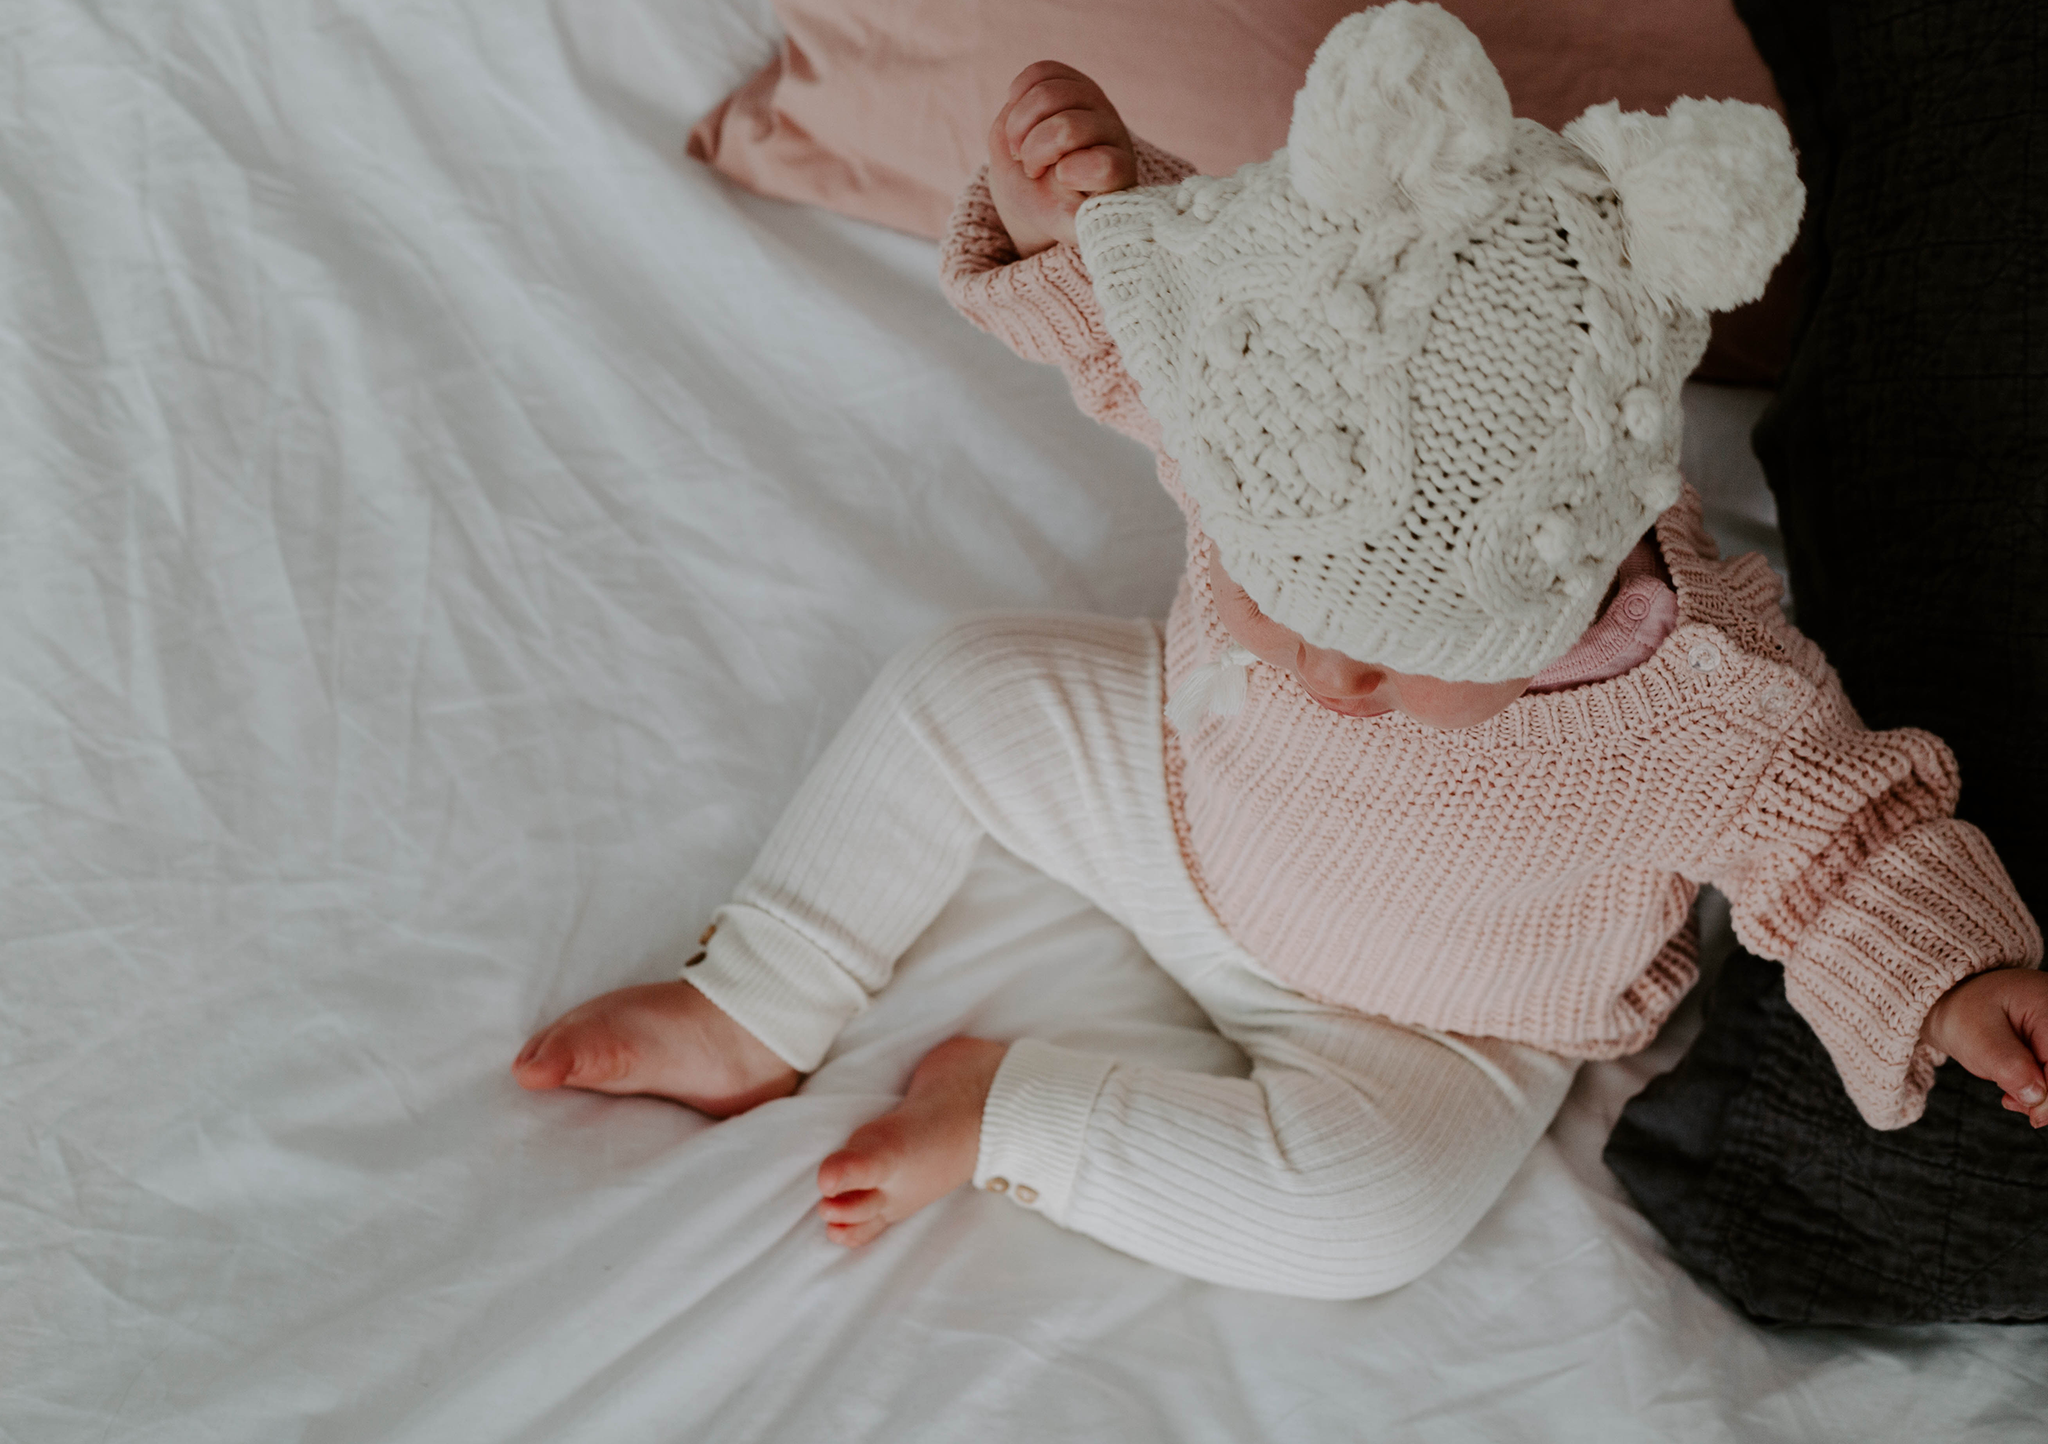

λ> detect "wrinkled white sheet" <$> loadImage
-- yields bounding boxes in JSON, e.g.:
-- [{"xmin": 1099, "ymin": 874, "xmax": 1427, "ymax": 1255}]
[{"xmin": 5, "ymin": 3, "xmax": 2044, "ymax": 1440}]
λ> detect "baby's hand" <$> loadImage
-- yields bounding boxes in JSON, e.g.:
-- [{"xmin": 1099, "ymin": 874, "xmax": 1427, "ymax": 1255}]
[
  {"xmin": 987, "ymin": 61, "xmax": 1138, "ymax": 258},
  {"xmin": 1921, "ymin": 967, "xmax": 2048, "ymax": 1127}
]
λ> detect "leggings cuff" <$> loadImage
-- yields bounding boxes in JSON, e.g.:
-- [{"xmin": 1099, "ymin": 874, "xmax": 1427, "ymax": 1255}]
[
  {"xmin": 683, "ymin": 904, "xmax": 871, "ymax": 1072},
  {"xmin": 974, "ymin": 1039, "xmax": 1116, "ymax": 1225}
]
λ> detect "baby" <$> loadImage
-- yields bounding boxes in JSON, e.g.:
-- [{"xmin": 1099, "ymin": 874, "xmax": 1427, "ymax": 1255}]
[{"xmin": 515, "ymin": 5, "xmax": 2046, "ymax": 1296}]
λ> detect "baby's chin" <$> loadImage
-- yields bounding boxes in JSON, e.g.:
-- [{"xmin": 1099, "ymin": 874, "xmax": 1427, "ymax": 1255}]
[
  {"xmin": 1305, "ymin": 687, "xmax": 1522, "ymax": 730},
  {"xmin": 1303, "ymin": 689, "xmax": 1393, "ymax": 719},
  {"xmin": 1401, "ymin": 696, "xmax": 1526, "ymax": 731}
]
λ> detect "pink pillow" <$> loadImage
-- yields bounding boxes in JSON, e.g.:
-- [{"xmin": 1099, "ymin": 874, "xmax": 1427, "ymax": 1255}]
[{"xmin": 692, "ymin": 1, "xmax": 1793, "ymax": 382}]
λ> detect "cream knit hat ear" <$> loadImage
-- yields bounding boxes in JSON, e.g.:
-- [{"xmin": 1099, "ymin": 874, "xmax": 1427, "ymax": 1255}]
[
  {"xmin": 1075, "ymin": 2, "xmax": 1802, "ymax": 683},
  {"xmin": 1564, "ymin": 98, "xmax": 1802, "ymax": 312},
  {"xmin": 1287, "ymin": 1, "xmax": 1513, "ymax": 231}
]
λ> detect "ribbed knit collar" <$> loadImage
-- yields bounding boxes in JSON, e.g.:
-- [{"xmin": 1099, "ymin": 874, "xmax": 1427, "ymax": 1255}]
[{"xmin": 1313, "ymin": 487, "xmax": 1792, "ymax": 753}]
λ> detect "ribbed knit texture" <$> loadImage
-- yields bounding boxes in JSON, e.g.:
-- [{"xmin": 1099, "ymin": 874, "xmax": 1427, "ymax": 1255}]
[
  {"xmin": 941, "ymin": 162, "xmax": 2042, "ymax": 1130},
  {"xmin": 689, "ymin": 613, "xmax": 1576, "ymax": 1296}
]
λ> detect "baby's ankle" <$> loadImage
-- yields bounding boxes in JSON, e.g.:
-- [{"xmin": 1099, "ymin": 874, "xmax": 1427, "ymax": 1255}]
[
  {"xmin": 511, "ymin": 978, "xmax": 798, "ymax": 1116},
  {"xmin": 677, "ymin": 984, "xmax": 800, "ymax": 1114}
]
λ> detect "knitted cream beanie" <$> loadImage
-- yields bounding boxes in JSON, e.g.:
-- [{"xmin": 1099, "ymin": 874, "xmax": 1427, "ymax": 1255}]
[{"xmin": 1075, "ymin": 2, "xmax": 1802, "ymax": 682}]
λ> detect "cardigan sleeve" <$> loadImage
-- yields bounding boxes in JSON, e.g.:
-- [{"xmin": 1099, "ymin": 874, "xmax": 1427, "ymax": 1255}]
[
  {"xmin": 1708, "ymin": 680, "xmax": 2042, "ymax": 1130},
  {"xmin": 938, "ymin": 139, "xmax": 1195, "ymax": 452}
]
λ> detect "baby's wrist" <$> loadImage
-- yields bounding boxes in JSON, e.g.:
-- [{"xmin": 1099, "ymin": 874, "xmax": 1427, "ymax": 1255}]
[
  {"xmin": 986, "ymin": 179, "xmax": 1069, "ymax": 259},
  {"xmin": 1919, "ymin": 970, "xmax": 1978, "ymax": 1051}
]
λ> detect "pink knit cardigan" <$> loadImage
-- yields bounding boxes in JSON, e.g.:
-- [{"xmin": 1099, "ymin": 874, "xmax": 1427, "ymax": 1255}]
[{"xmin": 940, "ymin": 148, "xmax": 2041, "ymax": 1129}]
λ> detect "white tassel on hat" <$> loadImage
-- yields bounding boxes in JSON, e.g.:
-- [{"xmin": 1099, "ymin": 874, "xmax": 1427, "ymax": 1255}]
[{"xmin": 1165, "ymin": 645, "xmax": 1256, "ymax": 734}]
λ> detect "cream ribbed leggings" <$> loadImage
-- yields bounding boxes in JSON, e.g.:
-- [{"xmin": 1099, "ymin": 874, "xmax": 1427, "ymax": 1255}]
[{"xmin": 687, "ymin": 614, "xmax": 1577, "ymax": 1299}]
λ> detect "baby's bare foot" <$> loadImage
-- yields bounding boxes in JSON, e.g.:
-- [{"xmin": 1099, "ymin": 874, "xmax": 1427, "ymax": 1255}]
[
  {"xmin": 815, "ymin": 1037, "xmax": 1009, "ymax": 1247},
  {"xmin": 512, "ymin": 980, "xmax": 799, "ymax": 1118}
]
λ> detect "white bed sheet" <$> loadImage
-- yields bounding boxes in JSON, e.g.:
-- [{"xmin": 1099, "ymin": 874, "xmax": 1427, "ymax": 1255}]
[{"xmin": 5, "ymin": 3, "xmax": 2044, "ymax": 1440}]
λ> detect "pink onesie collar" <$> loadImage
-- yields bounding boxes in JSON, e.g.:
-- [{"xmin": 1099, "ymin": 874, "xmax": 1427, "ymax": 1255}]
[{"xmin": 1526, "ymin": 537, "xmax": 1679, "ymax": 693}]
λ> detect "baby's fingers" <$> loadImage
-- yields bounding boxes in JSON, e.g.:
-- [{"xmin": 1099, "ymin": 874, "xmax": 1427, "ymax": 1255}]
[
  {"xmin": 1003, "ymin": 76, "xmax": 1100, "ymax": 157},
  {"xmin": 1000, "ymin": 62, "xmax": 1119, "ymax": 149},
  {"xmin": 1971, "ymin": 1029, "xmax": 2046, "ymax": 1126},
  {"xmin": 2001, "ymin": 973, "xmax": 2048, "ymax": 1126},
  {"xmin": 1941, "ymin": 970, "xmax": 2048, "ymax": 1125},
  {"xmin": 1052, "ymin": 142, "xmax": 1137, "ymax": 197},
  {"xmin": 1016, "ymin": 106, "xmax": 1128, "ymax": 181},
  {"xmin": 1002, "ymin": 59, "xmax": 1094, "ymax": 109}
]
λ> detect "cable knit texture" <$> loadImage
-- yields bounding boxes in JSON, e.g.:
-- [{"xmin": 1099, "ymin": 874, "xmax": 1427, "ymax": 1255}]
[
  {"xmin": 941, "ymin": 163, "xmax": 2041, "ymax": 1131},
  {"xmin": 1068, "ymin": 5, "xmax": 1803, "ymax": 682}
]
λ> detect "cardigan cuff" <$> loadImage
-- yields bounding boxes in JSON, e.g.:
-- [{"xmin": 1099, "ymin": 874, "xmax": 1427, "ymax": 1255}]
[
  {"xmin": 939, "ymin": 174, "xmax": 1111, "ymax": 366},
  {"xmin": 1784, "ymin": 819, "xmax": 2042, "ymax": 1129},
  {"xmin": 974, "ymin": 1039, "xmax": 1117, "ymax": 1226},
  {"xmin": 938, "ymin": 138, "xmax": 1195, "ymax": 367}
]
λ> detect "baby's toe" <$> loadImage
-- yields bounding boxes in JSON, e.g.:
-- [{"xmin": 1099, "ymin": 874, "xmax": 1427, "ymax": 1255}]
[
  {"xmin": 511, "ymin": 1032, "xmax": 575, "ymax": 1091},
  {"xmin": 816, "ymin": 1151, "xmax": 881, "ymax": 1199},
  {"xmin": 825, "ymin": 1217, "xmax": 890, "ymax": 1249},
  {"xmin": 526, "ymin": 1019, "xmax": 642, "ymax": 1093},
  {"xmin": 817, "ymin": 1188, "xmax": 884, "ymax": 1224},
  {"xmin": 817, "ymin": 1132, "xmax": 898, "ymax": 1197}
]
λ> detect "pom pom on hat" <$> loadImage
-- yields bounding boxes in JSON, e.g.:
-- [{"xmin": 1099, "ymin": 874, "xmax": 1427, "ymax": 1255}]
[
  {"xmin": 1287, "ymin": 2, "xmax": 1514, "ymax": 231},
  {"xmin": 1076, "ymin": 4, "xmax": 1806, "ymax": 682},
  {"xmin": 1564, "ymin": 97, "xmax": 1803, "ymax": 312}
]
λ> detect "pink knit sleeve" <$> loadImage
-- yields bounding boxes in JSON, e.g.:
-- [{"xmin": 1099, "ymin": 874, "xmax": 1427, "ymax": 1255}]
[
  {"xmin": 939, "ymin": 139, "xmax": 1195, "ymax": 449},
  {"xmin": 1708, "ymin": 683, "xmax": 2042, "ymax": 1129}
]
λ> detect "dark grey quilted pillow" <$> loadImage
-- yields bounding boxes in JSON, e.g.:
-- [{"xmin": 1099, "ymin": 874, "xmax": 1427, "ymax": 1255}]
[{"xmin": 1604, "ymin": 0, "xmax": 2048, "ymax": 1326}]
